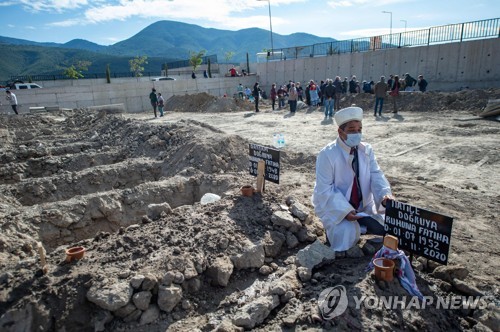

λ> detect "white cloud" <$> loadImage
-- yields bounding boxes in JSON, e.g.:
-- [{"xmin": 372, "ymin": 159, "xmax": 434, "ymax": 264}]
[
  {"xmin": 18, "ymin": 0, "xmax": 89, "ymax": 12},
  {"xmin": 48, "ymin": 19, "xmax": 83, "ymax": 27},
  {"xmin": 0, "ymin": 1, "xmax": 17, "ymax": 7},
  {"xmin": 40, "ymin": 0, "xmax": 304, "ymax": 30},
  {"xmin": 327, "ymin": 0, "xmax": 410, "ymax": 9},
  {"xmin": 7, "ymin": 24, "xmax": 15, "ymax": 28}
]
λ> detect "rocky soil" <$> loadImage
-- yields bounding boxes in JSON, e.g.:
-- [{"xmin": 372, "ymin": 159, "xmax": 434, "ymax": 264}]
[{"xmin": 0, "ymin": 90, "xmax": 499, "ymax": 331}]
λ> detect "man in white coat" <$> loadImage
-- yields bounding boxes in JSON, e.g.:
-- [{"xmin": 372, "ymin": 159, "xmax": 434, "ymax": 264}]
[{"xmin": 312, "ymin": 106, "xmax": 393, "ymax": 251}]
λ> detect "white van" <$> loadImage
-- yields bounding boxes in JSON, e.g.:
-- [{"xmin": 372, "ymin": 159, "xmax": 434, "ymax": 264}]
[{"xmin": 14, "ymin": 83, "xmax": 43, "ymax": 89}]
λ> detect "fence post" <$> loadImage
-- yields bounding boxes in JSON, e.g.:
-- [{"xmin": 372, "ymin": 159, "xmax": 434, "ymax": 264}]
[
  {"xmin": 351, "ymin": 39, "xmax": 354, "ymax": 53},
  {"xmin": 460, "ymin": 23, "xmax": 464, "ymax": 42},
  {"xmin": 398, "ymin": 33, "xmax": 402, "ymax": 48},
  {"xmin": 427, "ymin": 28, "xmax": 431, "ymax": 45}
]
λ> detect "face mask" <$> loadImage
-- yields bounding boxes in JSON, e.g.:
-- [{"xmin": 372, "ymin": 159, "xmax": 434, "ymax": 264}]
[{"xmin": 344, "ymin": 133, "xmax": 362, "ymax": 147}]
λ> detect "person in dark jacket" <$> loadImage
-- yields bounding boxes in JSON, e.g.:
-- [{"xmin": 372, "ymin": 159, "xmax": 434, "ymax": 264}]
[
  {"xmin": 374, "ymin": 76, "xmax": 387, "ymax": 116},
  {"xmin": 417, "ymin": 75, "xmax": 428, "ymax": 92},
  {"xmin": 149, "ymin": 88, "xmax": 158, "ymax": 118},
  {"xmin": 253, "ymin": 82, "xmax": 262, "ymax": 112},
  {"xmin": 349, "ymin": 76, "xmax": 357, "ymax": 94},
  {"xmin": 270, "ymin": 83, "xmax": 277, "ymax": 110},
  {"xmin": 391, "ymin": 75, "xmax": 401, "ymax": 114},
  {"xmin": 333, "ymin": 76, "xmax": 343, "ymax": 111},
  {"xmin": 323, "ymin": 79, "xmax": 335, "ymax": 118},
  {"xmin": 341, "ymin": 77, "xmax": 348, "ymax": 94},
  {"xmin": 404, "ymin": 73, "xmax": 417, "ymax": 91},
  {"xmin": 387, "ymin": 75, "xmax": 394, "ymax": 90}
]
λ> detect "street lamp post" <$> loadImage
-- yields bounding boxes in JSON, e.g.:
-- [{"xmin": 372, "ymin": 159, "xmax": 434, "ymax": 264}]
[
  {"xmin": 400, "ymin": 19, "xmax": 407, "ymax": 46},
  {"xmin": 382, "ymin": 11, "xmax": 393, "ymax": 45},
  {"xmin": 400, "ymin": 20, "xmax": 407, "ymax": 34},
  {"xmin": 257, "ymin": 0, "xmax": 274, "ymax": 56}
]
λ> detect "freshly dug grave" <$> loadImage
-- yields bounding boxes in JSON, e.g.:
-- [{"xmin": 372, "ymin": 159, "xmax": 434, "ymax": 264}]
[
  {"xmin": 165, "ymin": 92, "xmax": 254, "ymax": 113},
  {"xmin": 0, "ymin": 90, "xmax": 499, "ymax": 332}
]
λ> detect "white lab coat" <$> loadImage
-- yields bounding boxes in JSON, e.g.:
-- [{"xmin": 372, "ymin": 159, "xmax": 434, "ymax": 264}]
[{"xmin": 312, "ymin": 137, "xmax": 392, "ymax": 251}]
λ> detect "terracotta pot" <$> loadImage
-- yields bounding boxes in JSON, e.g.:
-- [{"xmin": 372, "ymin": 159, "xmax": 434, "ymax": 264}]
[
  {"xmin": 240, "ymin": 185, "xmax": 254, "ymax": 197},
  {"xmin": 66, "ymin": 246, "xmax": 86, "ymax": 262},
  {"xmin": 373, "ymin": 258, "xmax": 395, "ymax": 282}
]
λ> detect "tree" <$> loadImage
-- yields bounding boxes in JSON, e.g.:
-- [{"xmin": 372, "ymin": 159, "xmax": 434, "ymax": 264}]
[
  {"xmin": 129, "ymin": 55, "xmax": 148, "ymax": 77},
  {"xmin": 224, "ymin": 51, "xmax": 235, "ymax": 63},
  {"xmin": 75, "ymin": 60, "xmax": 91, "ymax": 72},
  {"xmin": 246, "ymin": 53, "xmax": 250, "ymax": 74},
  {"xmin": 105, "ymin": 64, "xmax": 111, "ymax": 83},
  {"xmin": 189, "ymin": 50, "xmax": 206, "ymax": 72},
  {"xmin": 63, "ymin": 65, "xmax": 84, "ymax": 79},
  {"xmin": 162, "ymin": 63, "xmax": 168, "ymax": 77},
  {"xmin": 63, "ymin": 60, "xmax": 92, "ymax": 79}
]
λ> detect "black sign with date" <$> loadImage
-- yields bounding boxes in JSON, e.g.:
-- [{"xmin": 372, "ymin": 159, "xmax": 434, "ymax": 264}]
[
  {"xmin": 248, "ymin": 143, "xmax": 280, "ymax": 184},
  {"xmin": 384, "ymin": 200, "xmax": 454, "ymax": 265}
]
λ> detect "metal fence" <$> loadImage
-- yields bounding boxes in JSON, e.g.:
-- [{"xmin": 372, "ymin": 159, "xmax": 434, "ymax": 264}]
[
  {"xmin": 274, "ymin": 17, "xmax": 499, "ymax": 60},
  {"xmin": 9, "ymin": 71, "xmax": 163, "ymax": 82},
  {"xmin": 9, "ymin": 54, "xmax": 219, "ymax": 83},
  {"xmin": 164, "ymin": 54, "xmax": 218, "ymax": 70}
]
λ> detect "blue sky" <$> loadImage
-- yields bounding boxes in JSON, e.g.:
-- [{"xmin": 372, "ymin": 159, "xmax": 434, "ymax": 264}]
[{"xmin": 0, "ymin": 0, "xmax": 498, "ymax": 45}]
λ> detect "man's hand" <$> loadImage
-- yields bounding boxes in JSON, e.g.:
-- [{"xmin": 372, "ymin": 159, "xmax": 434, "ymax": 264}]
[
  {"xmin": 345, "ymin": 210, "xmax": 362, "ymax": 221},
  {"xmin": 381, "ymin": 194, "xmax": 394, "ymax": 207}
]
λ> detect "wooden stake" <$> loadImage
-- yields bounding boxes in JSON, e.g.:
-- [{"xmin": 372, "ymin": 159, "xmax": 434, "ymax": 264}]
[
  {"xmin": 256, "ymin": 160, "xmax": 265, "ymax": 193},
  {"xmin": 37, "ymin": 242, "xmax": 48, "ymax": 274}
]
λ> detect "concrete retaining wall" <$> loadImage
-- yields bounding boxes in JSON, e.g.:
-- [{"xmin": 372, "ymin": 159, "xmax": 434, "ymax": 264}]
[
  {"xmin": 2, "ymin": 76, "xmax": 258, "ymax": 115},
  {"xmin": 256, "ymin": 38, "xmax": 500, "ymax": 92}
]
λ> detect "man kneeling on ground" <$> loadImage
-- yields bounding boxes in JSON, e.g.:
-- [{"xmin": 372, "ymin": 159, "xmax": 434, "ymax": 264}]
[{"xmin": 312, "ymin": 106, "xmax": 394, "ymax": 251}]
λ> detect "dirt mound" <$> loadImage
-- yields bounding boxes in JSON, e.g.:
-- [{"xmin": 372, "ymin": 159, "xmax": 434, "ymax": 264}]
[
  {"xmin": 337, "ymin": 88, "xmax": 500, "ymax": 114},
  {"xmin": 165, "ymin": 92, "xmax": 254, "ymax": 113}
]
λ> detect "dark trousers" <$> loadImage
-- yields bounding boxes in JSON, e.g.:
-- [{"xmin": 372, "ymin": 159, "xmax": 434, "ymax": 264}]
[
  {"xmin": 151, "ymin": 103, "xmax": 157, "ymax": 117},
  {"xmin": 255, "ymin": 96, "xmax": 259, "ymax": 112},
  {"xmin": 374, "ymin": 97, "xmax": 384, "ymax": 115},
  {"xmin": 11, "ymin": 105, "xmax": 18, "ymax": 115},
  {"xmin": 358, "ymin": 217, "xmax": 385, "ymax": 235},
  {"xmin": 289, "ymin": 100, "xmax": 297, "ymax": 113},
  {"xmin": 271, "ymin": 98, "xmax": 276, "ymax": 110}
]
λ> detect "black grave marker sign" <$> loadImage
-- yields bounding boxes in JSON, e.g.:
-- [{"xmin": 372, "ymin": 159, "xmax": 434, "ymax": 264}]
[
  {"xmin": 384, "ymin": 200, "xmax": 454, "ymax": 265},
  {"xmin": 248, "ymin": 143, "xmax": 280, "ymax": 184}
]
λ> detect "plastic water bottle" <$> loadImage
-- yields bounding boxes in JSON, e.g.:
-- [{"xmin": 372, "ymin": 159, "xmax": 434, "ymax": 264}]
[
  {"xmin": 279, "ymin": 133, "xmax": 285, "ymax": 148},
  {"xmin": 273, "ymin": 133, "xmax": 279, "ymax": 148}
]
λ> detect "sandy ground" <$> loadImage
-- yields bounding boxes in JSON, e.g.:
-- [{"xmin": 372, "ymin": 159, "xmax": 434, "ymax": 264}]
[
  {"xmin": 130, "ymin": 94, "xmax": 500, "ymax": 283},
  {"xmin": 0, "ymin": 90, "xmax": 499, "ymax": 331}
]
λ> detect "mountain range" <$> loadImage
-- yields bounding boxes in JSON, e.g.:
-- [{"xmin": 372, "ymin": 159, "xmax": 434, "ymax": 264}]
[{"xmin": 0, "ymin": 20, "xmax": 336, "ymax": 83}]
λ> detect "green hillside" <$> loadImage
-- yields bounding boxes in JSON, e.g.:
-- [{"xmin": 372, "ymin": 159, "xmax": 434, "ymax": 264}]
[{"xmin": 0, "ymin": 45, "xmax": 173, "ymax": 83}]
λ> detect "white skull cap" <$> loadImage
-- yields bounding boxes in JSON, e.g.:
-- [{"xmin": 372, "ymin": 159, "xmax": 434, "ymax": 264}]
[{"xmin": 334, "ymin": 106, "xmax": 363, "ymax": 127}]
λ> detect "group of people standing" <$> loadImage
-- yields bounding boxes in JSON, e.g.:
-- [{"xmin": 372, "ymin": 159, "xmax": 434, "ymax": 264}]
[
  {"xmin": 256, "ymin": 72, "xmax": 428, "ymax": 116},
  {"xmin": 373, "ymin": 73, "xmax": 428, "ymax": 115},
  {"xmin": 149, "ymin": 88, "xmax": 165, "ymax": 118}
]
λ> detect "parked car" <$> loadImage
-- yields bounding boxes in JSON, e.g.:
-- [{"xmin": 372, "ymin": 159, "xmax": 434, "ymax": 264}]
[
  {"xmin": 13, "ymin": 83, "xmax": 43, "ymax": 89},
  {"xmin": 151, "ymin": 77, "xmax": 176, "ymax": 81}
]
